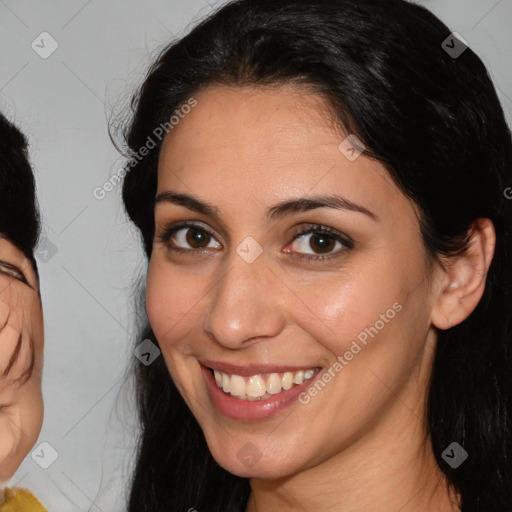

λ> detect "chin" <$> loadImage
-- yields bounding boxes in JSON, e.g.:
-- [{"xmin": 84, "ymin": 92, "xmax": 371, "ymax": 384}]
[
  {"xmin": 215, "ymin": 453, "xmax": 295, "ymax": 479},
  {"xmin": 205, "ymin": 433, "xmax": 309, "ymax": 480}
]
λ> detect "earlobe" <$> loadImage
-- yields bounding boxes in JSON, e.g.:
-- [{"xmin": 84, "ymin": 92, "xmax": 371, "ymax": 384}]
[{"xmin": 431, "ymin": 218, "xmax": 496, "ymax": 330}]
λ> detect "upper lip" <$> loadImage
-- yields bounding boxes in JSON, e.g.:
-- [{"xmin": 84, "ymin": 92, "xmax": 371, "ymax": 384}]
[{"xmin": 200, "ymin": 360, "xmax": 319, "ymax": 376}]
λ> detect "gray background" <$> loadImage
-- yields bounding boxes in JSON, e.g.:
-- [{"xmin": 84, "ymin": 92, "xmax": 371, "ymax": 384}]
[{"xmin": 1, "ymin": 1, "xmax": 511, "ymax": 510}]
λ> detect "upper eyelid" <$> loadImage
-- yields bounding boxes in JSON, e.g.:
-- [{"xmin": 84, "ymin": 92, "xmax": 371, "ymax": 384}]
[
  {"xmin": 0, "ymin": 260, "xmax": 30, "ymax": 287},
  {"xmin": 162, "ymin": 221, "xmax": 221, "ymax": 245}
]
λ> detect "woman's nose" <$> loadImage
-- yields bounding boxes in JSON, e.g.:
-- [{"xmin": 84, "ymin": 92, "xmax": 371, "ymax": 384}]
[{"xmin": 201, "ymin": 246, "xmax": 287, "ymax": 350}]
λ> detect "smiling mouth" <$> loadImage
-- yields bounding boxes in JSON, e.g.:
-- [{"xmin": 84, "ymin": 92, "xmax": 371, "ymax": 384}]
[{"xmin": 208, "ymin": 367, "xmax": 319, "ymax": 401}]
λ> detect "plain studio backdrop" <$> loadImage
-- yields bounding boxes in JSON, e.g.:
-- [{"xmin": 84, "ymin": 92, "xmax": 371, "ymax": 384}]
[{"xmin": 0, "ymin": 0, "xmax": 511, "ymax": 510}]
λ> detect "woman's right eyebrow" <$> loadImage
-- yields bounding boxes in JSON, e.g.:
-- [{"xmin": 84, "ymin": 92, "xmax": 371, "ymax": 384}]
[{"xmin": 155, "ymin": 191, "xmax": 218, "ymax": 217}]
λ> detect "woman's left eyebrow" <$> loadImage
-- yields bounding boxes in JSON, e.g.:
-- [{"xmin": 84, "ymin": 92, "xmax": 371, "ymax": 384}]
[{"xmin": 265, "ymin": 195, "xmax": 379, "ymax": 222}]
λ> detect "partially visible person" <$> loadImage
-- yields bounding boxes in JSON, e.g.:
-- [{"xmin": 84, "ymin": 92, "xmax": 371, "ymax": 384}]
[{"xmin": 0, "ymin": 112, "xmax": 47, "ymax": 511}]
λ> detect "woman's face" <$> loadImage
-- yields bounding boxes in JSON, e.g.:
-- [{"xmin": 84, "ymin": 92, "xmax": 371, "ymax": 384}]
[
  {"xmin": 146, "ymin": 85, "xmax": 445, "ymax": 478},
  {"xmin": 0, "ymin": 237, "xmax": 44, "ymax": 481}
]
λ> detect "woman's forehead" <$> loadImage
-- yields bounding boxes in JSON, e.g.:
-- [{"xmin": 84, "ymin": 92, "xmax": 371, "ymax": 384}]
[
  {"xmin": 156, "ymin": 87, "xmax": 408, "ymax": 228},
  {"xmin": 161, "ymin": 85, "xmax": 339, "ymax": 152}
]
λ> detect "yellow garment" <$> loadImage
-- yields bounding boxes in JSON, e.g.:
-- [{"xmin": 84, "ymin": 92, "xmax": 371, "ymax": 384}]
[{"xmin": 0, "ymin": 487, "xmax": 47, "ymax": 512}]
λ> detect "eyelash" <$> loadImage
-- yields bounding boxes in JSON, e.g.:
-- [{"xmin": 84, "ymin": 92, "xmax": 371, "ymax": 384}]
[
  {"xmin": 0, "ymin": 261, "xmax": 28, "ymax": 285},
  {"xmin": 156, "ymin": 221, "xmax": 354, "ymax": 262}
]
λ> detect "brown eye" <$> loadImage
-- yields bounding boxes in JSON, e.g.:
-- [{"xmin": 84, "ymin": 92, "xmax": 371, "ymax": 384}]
[
  {"xmin": 157, "ymin": 221, "xmax": 221, "ymax": 253},
  {"xmin": 185, "ymin": 227, "xmax": 212, "ymax": 249},
  {"xmin": 286, "ymin": 224, "xmax": 353, "ymax": 261},
  {"xmin": 309, "ymin": 233, "xmax": 337, "ymax": 254}
]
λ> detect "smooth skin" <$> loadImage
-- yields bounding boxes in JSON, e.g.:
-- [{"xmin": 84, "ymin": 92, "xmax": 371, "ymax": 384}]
[
  {"xmin": 0, "ymin": 237, "xmax": 44, "ymax": 483},
  {"xmin": 146, "ymin": 85, "xmax": 495, "ymax": 512}
]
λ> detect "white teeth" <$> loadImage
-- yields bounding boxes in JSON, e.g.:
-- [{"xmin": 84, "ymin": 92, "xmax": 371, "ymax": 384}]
[
  {"xmin": 282, "ymin": 372, "xmax": 294, "ymax": 390},
  {"xmin": 211, "ymin": 367, "xmax": 317, "ymax": 400},
  {"xmin": 230, "ymin": 375, "xmax": 245, "ymax": 397},
  {"xmin": 293, "ymin": 370, "xmax": 304, "ymax": 385},
  {"xmin": 304, "ymin": 369, "xmax": 315, "ymax": 380},
  {"xmin": 266, "ymin": 373, "xmax": 282, "ymax": 394},
  {"xmin": 221, "ymin": 373, "xmax": 230, "ymax": 393},
  {"xmin": 246, "ymin": 375, "xmax": 266, "ymax": 397}
]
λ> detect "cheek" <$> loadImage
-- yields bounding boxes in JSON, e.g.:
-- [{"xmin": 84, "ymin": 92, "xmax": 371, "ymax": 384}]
[
  {"xmin": 20, "ymin": 384, "xmax": 44, "ymax": 449},
  {"xmin": 0, "ymin": 408, "xmax": 19, "ymax": 470},
  {"xmin": 146, "ymin": 259, "xmax": 174, "ymax": 338},
  {"xmin": 146, "ymin": 259, "xmax": 204, "ymax": 351},
  {"xmin": 291, "ymin": 261, "xmax": 406, "ymax": 358},
  {"xmin": 305, "ymin": 264, "xmax": 430, "ymax": 426},
  {"xmin": 0, "ymin": 386, "xmax": 43, "ymax": 482}
]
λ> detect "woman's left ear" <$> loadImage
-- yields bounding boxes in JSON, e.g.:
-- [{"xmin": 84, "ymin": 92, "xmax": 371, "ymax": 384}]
[{"xmin": 431, "ymin": 218, "xmax": 496, "ymax": 330}]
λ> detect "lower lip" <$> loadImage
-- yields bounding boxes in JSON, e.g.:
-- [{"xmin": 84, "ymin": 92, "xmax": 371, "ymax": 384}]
[{"xmin": 201, "ymin": 365, "xmax": 321, "ymax": 421}]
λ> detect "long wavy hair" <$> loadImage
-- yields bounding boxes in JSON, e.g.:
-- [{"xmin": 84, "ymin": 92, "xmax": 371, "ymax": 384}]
[{"xmin": 119, "ymin": 1, "xmax": 512, "ymax": 510}]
